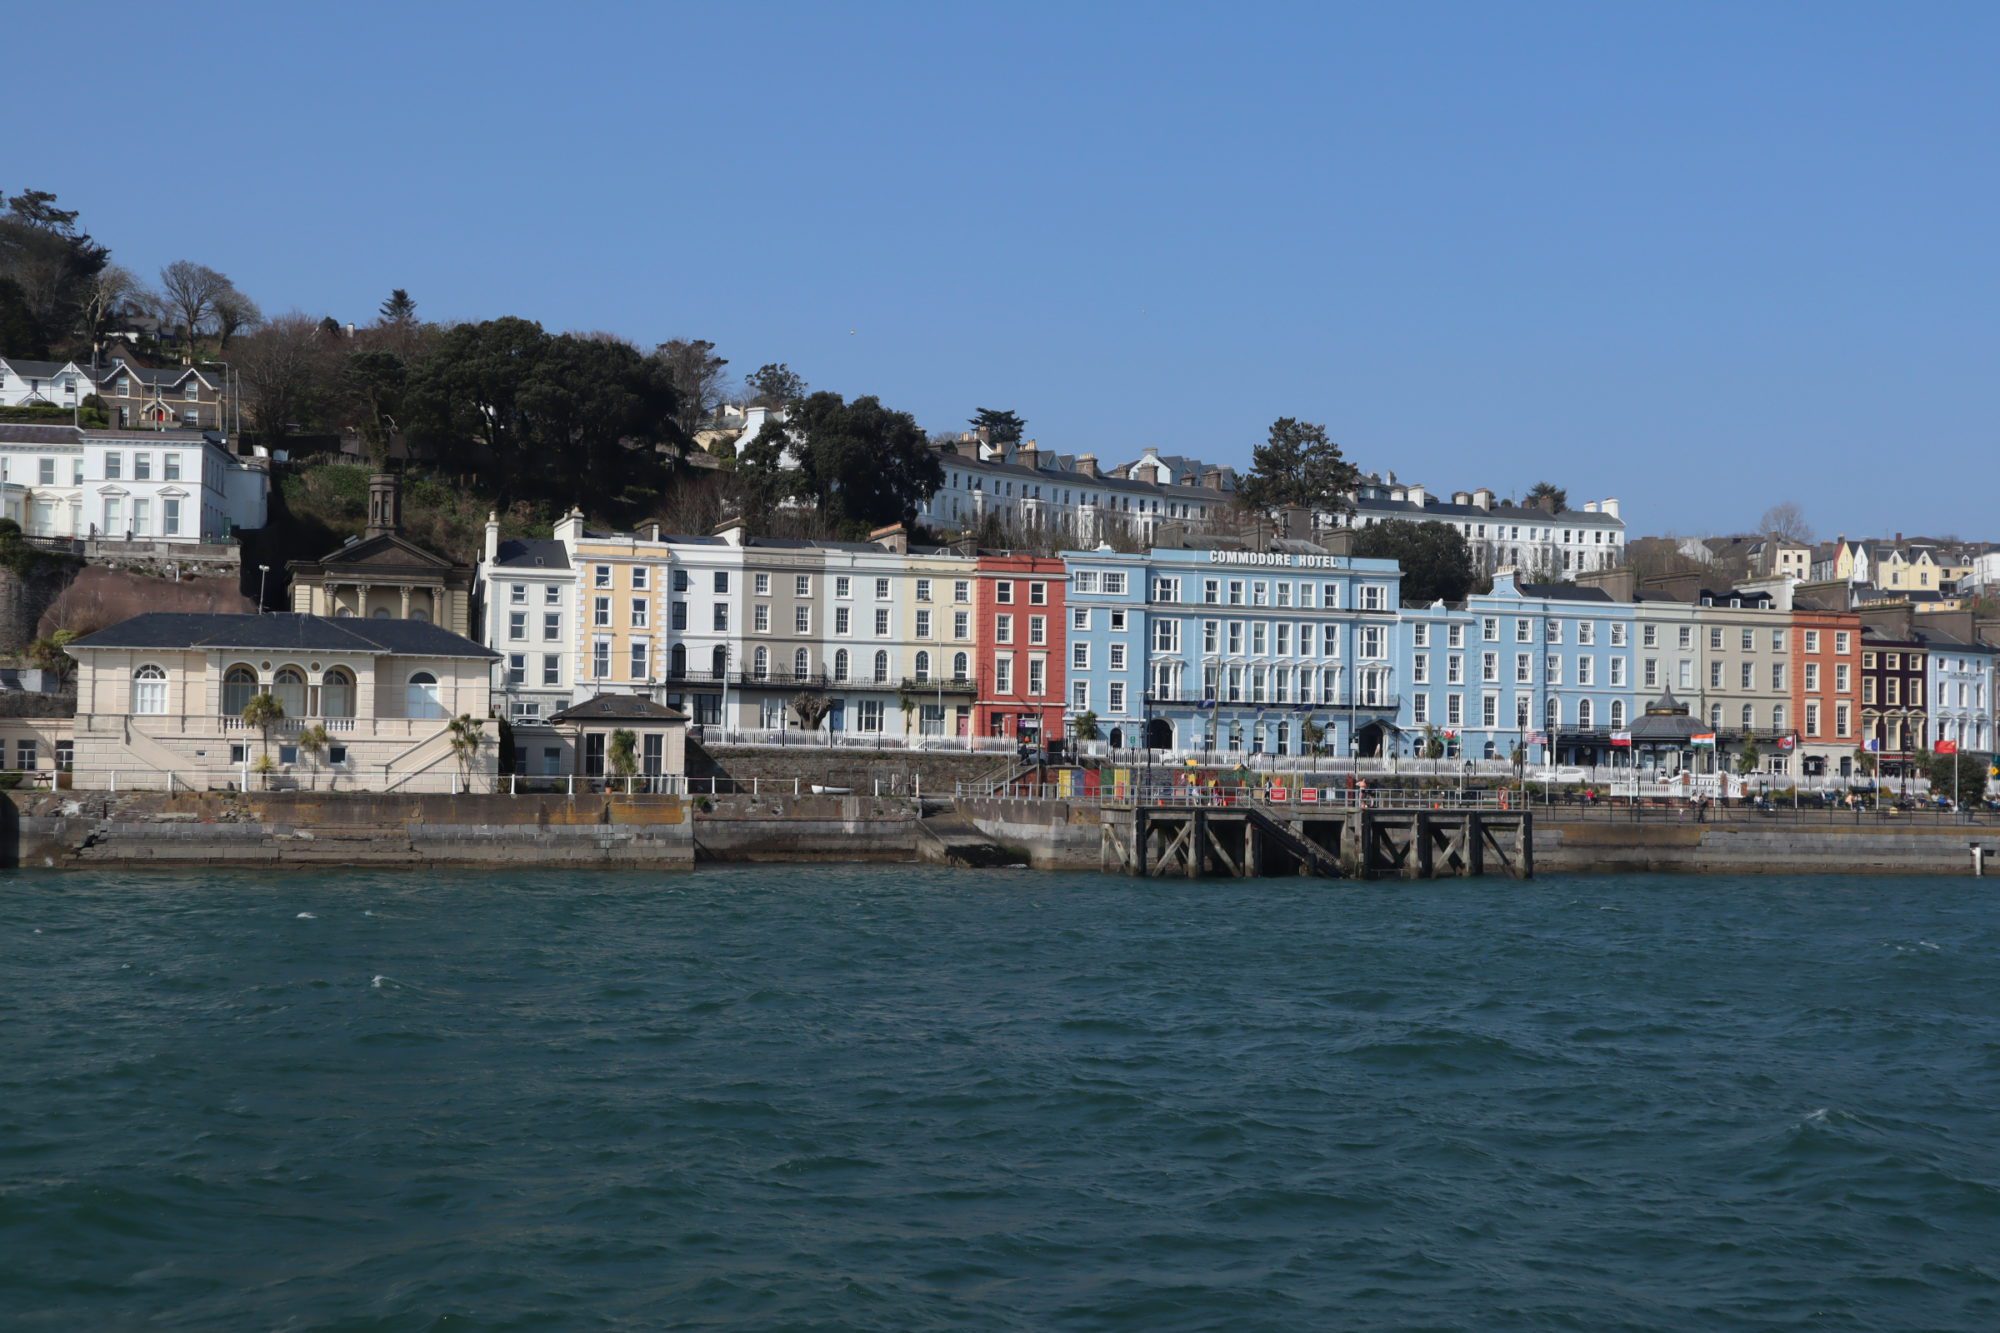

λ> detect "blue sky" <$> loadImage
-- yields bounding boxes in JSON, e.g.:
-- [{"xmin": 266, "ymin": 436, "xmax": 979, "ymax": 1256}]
[{"xmin": 21, "ymin": 2, "xmax": 1998, "ymax": 539}]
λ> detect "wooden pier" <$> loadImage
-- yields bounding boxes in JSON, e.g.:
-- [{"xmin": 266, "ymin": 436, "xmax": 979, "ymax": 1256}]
[{"xmin": 1100, "ymin": 803, "xmax": 1533, "ymax": 880}]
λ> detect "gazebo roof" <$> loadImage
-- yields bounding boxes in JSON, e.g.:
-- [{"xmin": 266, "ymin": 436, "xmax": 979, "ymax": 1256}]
[{"xmin": 1630, "ymin": 689, "xmax": 1706, "ymax": 743}]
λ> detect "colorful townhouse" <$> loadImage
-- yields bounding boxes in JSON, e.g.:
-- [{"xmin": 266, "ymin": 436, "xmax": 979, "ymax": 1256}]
[
  {"xmin": 1399, "ymin": 573, "xmax": 1635, "ymax": 767},
  {"xmin": 1790, "ymin": 604, "xmax": 1862, "ymax": 776},
  {"xmin": 1860, "ymin": 624, "xmax": 1927, "ymax": 775},
  {"xmin": 1919, "ymin": 626, "xmax": 1995, "ymax": 756},
  {"xmin": 973, "ymin": 554, "xmax": 1067, "ymax": 745},
  {"xmin": 1063, "ymin": 545, "xmax": 1403, "ymax": 758}
]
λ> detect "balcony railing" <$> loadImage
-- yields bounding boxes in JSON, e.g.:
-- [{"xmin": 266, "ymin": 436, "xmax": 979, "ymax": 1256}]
[{"xmin": 899, "ymin": 675, "xmax": 979, "ymax": 695}]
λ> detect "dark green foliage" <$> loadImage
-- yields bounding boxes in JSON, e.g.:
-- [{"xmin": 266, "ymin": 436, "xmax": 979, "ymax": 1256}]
[
  {"xmin": 970, "ymin": 407, "xmax": 1026, "ymax": 446},
  {"xmin": 744, "ymin": 363, "xmax": 807, "ymax": 408},
  {"xmin": 0, "ymin": 188, "xmax": 111, "ymax": 358},
  {"xmin": 741, "ymin": 391, "xmax": 942, "ymax": 530},
  {"xmin": 401, "ymin": 318, "xmax": 683, "ymax": 520},
  {"xmin": 1352, "ymin": 520, "xmax": 1477, "ymax": 605},
  {"xmin": 1235, "ymin": 417, "xmax": 1359, "ymax": 516},
  {"xmin": 379, "ymin": 289, "xmax": 418, "ymax": 324},
  {"xmin": 1526, "ymin": 481, "xmax": 1569, "ymax": 512},
  {"xmin": 1926, "ymin": 750, "xmax": 1989, "ymax": 803}
]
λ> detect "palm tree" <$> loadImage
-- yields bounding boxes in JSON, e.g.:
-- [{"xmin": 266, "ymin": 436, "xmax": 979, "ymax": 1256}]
[
  {"xmin": 295, "ymin": 723, "xmax": 331, "ymax": 790},
  {"xmin": 240, "ymin": 692, "xmax": 285, "ymax": 787},
  {"xmin": 1071, "ymin": 710, "xmax": 1101, "ymax": 742},
  {"xmin": 446, "ymin": 714, "xmax": 485, "ymax": 791}
]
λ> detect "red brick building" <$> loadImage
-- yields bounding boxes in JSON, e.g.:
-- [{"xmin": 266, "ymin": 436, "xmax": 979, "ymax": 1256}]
[{"xmin": 973, "ymin": 555, "xmax": 1066, "ymax": 745}]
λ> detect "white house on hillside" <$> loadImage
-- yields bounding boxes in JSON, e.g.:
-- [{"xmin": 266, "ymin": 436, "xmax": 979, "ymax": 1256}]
[{"xmin": 0, "ymin": 424, "xmax": 266, "ymax": 543}]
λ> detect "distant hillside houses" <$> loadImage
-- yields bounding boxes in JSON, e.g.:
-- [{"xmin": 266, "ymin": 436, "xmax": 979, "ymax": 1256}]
[
  {"xmin": 1, "ymin": 352, "xmax": 235, "ymax": 432},
  {"xmin": 913, "ymin": 433, "xmax": 1625, "ymax": 580},
  {"xmin": 1813, "ymin": 535, "xmax": 1997, "ymax": 594}
]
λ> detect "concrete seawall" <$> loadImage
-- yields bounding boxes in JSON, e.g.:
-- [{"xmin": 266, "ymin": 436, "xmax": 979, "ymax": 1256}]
[
  {"xmin": 4, "ymin": 792, "xmax": 1992, "ymax": 877},
  {"xmin": 5, "ymin": 791, "xmax": 695, "ymax": 869}
]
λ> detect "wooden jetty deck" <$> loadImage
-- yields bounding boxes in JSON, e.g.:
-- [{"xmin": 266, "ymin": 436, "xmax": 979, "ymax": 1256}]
[{"xmin": 1100, "ymin": 802, "xmax": 1533, "ymax": 880}]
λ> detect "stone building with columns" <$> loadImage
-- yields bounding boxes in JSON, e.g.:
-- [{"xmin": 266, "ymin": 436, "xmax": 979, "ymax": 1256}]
[{"xmin": 286, "ymin": 474, "xmax": 473, "ymax": 633}]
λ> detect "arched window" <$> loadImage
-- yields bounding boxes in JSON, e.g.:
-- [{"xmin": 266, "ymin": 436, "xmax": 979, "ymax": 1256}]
[
  {"xmin": 321, "ymin": 667, "xmax": 356, "ymax": 719},
  {"xmin": 669, "ymin": 644, "xmax": 686, "ymax": 679},
  {"xmin": 834, "ymin": 649, "xmax": 850, "ymax": 683},
  {"xmin": 273, "ymin": 666, "xmax": 307, "ymax": 718},
  {"xmin": 1610, "ymin": 699, "xmax": 1626, "ymax": 729},
  {"xmin": 873, "ymin": 650, "xmax": 889, "ymax": 683},
  {"xmin": 914, "ymin": 651, "xmax": 931, "ymax": 682},
  {"xmin": 1772, "ymin": 704, "xmax": 1785, "ymax": 734},
  {"xmin": 952, "ymin": 652, "xmax": 969, "ymax": 683},
  {"xmin": 132, "ymin": 664, "xmax": 168, "ymax": 715},
  {"xmin": 1741, "ymin": 704, "xmax": 1754, "ymax": 731},
  {"xmin": 371, "ymin": 607, "xmax": 392, "ymax": 619},
  {"xmin": 411, "ymin": 607, "xmax": 430, "ymax": 624},
  {"xmin": 223, "ymin": 665, "xmax": 258, "ymax": 716},
  {"xmin": 794, "ymin": 648, "xmax": 810, "ymax": 680},
  {"xmin": 1710, "ymin": 704, "xmax": 1723, "ymax": 729},
  {"xmin": 407, "ymin": 671, "xmax": 443, "ymax": 719},
  {"xmin": 1577, "ymin": 698, "xmax": 1593, "ymax": 730},
  {"xmin": 711, "ymin": 645, "xmax": 728, "ymax": 679},
  {"xmin": 753, "ymin": 646, "xmax": 769, "ymax": 680}
]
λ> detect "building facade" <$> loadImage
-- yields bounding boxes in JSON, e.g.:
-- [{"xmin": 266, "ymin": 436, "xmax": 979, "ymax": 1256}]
[
  {"xmin": 59, "ymin": 612, "xmax": 499, "ymax": 792},
  {"xmin": 973, "ymin": 554, "xmax": 1066, "ymax": 744},
  {"xmin": 1064, "ymin": 545, "xmax": 1402, "ymax": 758},
  {"xmin": 1791, "ymin": 607, "xmax": 1863, "ymax": 776}
]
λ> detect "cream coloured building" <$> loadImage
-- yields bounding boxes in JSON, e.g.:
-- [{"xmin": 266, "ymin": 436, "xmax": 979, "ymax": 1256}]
[{"xmin": 60, "ymin": 612, "xmax": 500, "ymax": 792}]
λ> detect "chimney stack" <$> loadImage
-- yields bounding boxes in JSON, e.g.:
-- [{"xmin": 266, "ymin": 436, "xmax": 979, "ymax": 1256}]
[
  {"xmin": 1075, "ymin": 454, "xmax": 1100, "ymax": 478},
  {"xmin": 484, "ymin": 511, "xmax": 500, "ymax": 564},
  {"xmin": 869, "ymin": 522, "xmax": 908, "ymax": 555}
]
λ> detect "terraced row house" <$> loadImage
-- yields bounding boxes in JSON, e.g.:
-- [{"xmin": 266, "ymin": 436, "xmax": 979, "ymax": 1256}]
[{"xmin": 474, "ymin": 524, "xmax": 1995, "ymax": 779}]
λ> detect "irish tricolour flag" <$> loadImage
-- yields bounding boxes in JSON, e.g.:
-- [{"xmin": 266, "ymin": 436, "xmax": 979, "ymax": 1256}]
[{"xmin": 1691, "ymin": 732, "xmax": 1716, "ymax": 747}]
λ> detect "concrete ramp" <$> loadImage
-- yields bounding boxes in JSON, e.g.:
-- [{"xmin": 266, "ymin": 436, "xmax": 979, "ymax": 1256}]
[{"xmin": 916, "ymin": 812, "xmax": 1026, "ymax": 868}]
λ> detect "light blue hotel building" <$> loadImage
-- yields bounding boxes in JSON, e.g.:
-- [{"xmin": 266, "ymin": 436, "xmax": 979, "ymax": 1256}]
[
  {"xmin": 1062, "ymin": 545, "xmax": 1403, "ymax": 757},
  {"xmin": 1396, "ymin": 571, "xmax": 1637, "ymax": 765}
]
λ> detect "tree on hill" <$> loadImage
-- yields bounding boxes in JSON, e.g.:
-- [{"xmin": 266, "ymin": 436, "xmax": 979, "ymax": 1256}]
[
  {"xmin": 401, "ymin": 318, "xmax": 682, "ymax": 518},
  {"xmin": 744, "ymin": 362, "xmax": 807, "ymax": 409},
  {"xmin": 970, "ymin": 407, "xmax": 1025, "ymax": 446},
  {"xmin": 212, "ymin": 286, "xmax": 261, "ymax": 354},
  {"xmin": 654, "ymin": 338, "xmax": 728, "ymax": 439},
  {"xmin": 379, "ymin": 289, "xmax": 418, "ymax": 326},
  {"xmin": 0, "ymin": 188, "xmax": 111, "ymax": 358},
  {"xmin": 157, "ymin": 261, "xmax": 234, "ymax": 364},
  {"xmin": 1351, "ymin": 520, "xmax": 1477, "ymax": 605},
  {"xmin": 1758, "ymin": 501, "xmax": 1814, "ymax": 543},
  {"xmin": 1235, "ymin": 417, "xmax": 1358, "ymax": 517},
  {"xmin": 741, "ymin": 391, "xmax": 942, "ymax": 531},
  {"xmin": 239, "ymin": 312, "xmax": 339, "ymax": 445},
  {"xmin": 1526, "ymin": 481, "xmax": 1568, "ymax": 512}
]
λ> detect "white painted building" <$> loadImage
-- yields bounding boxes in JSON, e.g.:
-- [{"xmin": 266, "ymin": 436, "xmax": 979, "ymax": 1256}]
[
  {"xmin": 0, "ymin": 357, "xmax": 95, "ymax": 409},
  {"xmin": 474, "ymin": 517, "xmax": 580, "ymax": 723},
  {"xmin": 0, "ymin": 425, "xmax": 266, "ymax": 542}
]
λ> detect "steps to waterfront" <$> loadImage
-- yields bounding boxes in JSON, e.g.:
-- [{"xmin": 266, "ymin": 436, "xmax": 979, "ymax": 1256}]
[{"xmin": 915, "ymin": 810, "xmax": 1028, "ymax": 868}]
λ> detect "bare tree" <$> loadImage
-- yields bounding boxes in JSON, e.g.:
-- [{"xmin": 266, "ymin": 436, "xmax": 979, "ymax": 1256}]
[
  {"xmin": 212, "ymin": 286, "xmax": 262, "ymax": 354},
  {"xmin": 238, "ymin": 312, "xmax": 337, "ymax": 442},
  {"xmin": 77, "ymin": 263, "xmax": 142, "ymax": 365},
  {"xmin": 157, "ymin": 260, "xmax": 232, "ymax": 363},
  {"xmin": 1758, "ymin": 501, "xmax": 1814, "ymax": 544}
]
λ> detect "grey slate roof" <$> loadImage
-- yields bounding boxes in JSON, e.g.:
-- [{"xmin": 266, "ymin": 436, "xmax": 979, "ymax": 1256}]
[
  {"xmin": 494, "ymin": 538, "xmax": 571, "ymax": 570},
  {"xmin": 0, "ymin": 424, "xmax": 82, "ymax": 445},
  {"xmin": 1, "ymin": 358, "xmax": 70, "ymax": 378},
  {"xmin": 548, "ymin": 693, "xmax": 688, "ymax": 723},
  {"xmin": 70, "ymin": 612, "xmax": 499, "ymax": 660},
  {"xmin": 1517, "ymin": 582, "xmax": 1614, "ymax": 602}
]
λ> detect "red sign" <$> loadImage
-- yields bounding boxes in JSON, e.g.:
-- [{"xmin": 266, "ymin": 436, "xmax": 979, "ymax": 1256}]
[
  {"xmin": 1300, "ymin": 787, "xmax": 1319, "ymax": 804},
  {"xmin": 1777, "ymin": 735, "xmax": 1795, "ymax": 750},
  {"xmin": 1267, "ymin": 785, "xmax": 1289, "ymax": 803},
  {"xmin": 1937, "ymin": 739, "xmax": 1959, "ymax": 755}
]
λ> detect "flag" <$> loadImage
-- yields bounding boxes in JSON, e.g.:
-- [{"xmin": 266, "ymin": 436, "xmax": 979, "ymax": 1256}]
[
  {"xmin": 1610, "ymin": 730, "xmax": 1632, "ymax": 747},
  {"xmin": 1691, "ymin": 732, "xmax": 1716, "ymax": 747},
  {"xmin": 1936, "ymin": 739, "xmax": 1959, "ymax": 755},
  {"xmin": 1866, "ymin": 737, "xmax": 1881, "ymax": 752},
  {"xmin": 1777, "ymin": 735, "xmax": 1795, "ymax": 751},
  {"xmin": 1526, "ymin": 730, "xmax": 1546, "ymax": 745}
]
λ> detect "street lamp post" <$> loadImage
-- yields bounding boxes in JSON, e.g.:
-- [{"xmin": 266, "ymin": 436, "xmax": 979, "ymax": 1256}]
[{"xmin": 257, "ymin": 564, "xmax": 269, "ymax": 614}]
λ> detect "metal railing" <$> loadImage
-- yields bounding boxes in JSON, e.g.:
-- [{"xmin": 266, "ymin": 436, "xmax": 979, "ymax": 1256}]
[{"xmin": 693, "ymin": 727, "xmax": 1019, "ymax": 753}]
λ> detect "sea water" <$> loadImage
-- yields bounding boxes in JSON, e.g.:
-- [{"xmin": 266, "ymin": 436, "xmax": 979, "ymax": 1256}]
[{"xmin": 3, "ymin": 867, "xmax": 1996, "ymax": 1330}]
